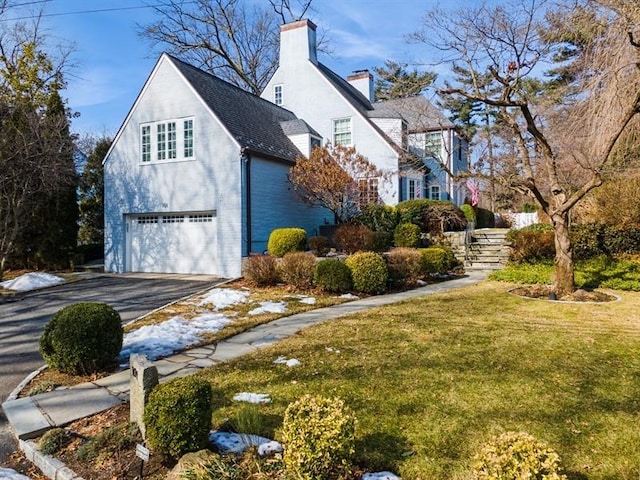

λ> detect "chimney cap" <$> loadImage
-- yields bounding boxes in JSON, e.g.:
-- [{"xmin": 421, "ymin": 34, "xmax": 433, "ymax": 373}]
[{"xmin": 280, "ymin": 19, "xmax": 317, "ymax": 32}]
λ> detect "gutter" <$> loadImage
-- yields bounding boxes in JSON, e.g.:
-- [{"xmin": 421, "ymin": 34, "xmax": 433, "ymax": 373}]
[{"xmin": 242, "ymin": 147, "xmax": 252, "ymax": 255}]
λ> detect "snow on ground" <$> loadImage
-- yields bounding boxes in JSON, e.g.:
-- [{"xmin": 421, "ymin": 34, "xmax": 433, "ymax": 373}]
[
  {"xmin": 339, "ymin": 293, "xmax": 359, "ymax": 299},
  {"xmin": 120, "ymin": 313, "xmax": 232, "ymax": 361},
  {"xmin": 199, "ymin": 288, "xmax": 249, "ymax": 310},
  {"xmin": 0, "ymin": 468, "xmax": 31, "ymax": 480},
  {"xmin": 362, "ymin": 473, "xmax": 401, "ymax": 480},
  {"xmin": 0, "ymin": 272, "xmax": 65, "ymax": 292},
  {"xmin": 209, "ymin": 431, "xmax": 283, "ymax": 456},
  {"xmin": 273, "ymin": 356, "xmax": 301, "ymax": 367},
  {"xmin": 233, "ymin": 392, "xmax": 271, "ymax": 403},
  {"xmin": 249, "ymin": 301, "xmax": 286, "ymax": 315},
  {"xmin": 298, "ymin": 296, "xmax": 316, "ymax": 305}
]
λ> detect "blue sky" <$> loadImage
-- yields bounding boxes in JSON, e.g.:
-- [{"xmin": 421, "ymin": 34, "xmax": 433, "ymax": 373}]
[{"xmin": 7, "ymin": 0, "xmax": 463, "ymax": 137}]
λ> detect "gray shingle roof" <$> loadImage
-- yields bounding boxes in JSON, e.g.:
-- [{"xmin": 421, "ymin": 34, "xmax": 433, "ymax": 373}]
[
  {"xmin": 168, "ymin": 54, "xmax": 303, "ymax": 162},
  {"xmin": 372, "ymin": 96, "xmax": 453, "ymax": 131},
  {"xmin": 280, "ymin": 119, "xmax": 321, "ymax": 137}
]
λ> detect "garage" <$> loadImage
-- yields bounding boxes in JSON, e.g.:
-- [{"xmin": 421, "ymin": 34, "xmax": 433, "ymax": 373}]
[{"xmin": 126, "ymin": 212, "xmax": 217, "ymax": 274}]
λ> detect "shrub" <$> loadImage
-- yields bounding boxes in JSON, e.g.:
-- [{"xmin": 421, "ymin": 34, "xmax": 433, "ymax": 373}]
[
  {"xmin": 243, "ymin": 255, "xmax": 280, "ymax": 287},
  {"xmin": 39, "ymin": 303, "xmax": 123, "ymax": 375},
  {"xmin": 314, "ymin": 259, "xmax": 353, "ymax": 293},
  {"xmin": 426, "ymin": 201, "xmax": 468, "ymax": 234},
  {"xmin": 522, "ymin": 202, "xmax": 538, "ymax": 213},
  {"xmin": 267, "ymin": 228, "xmax": 307, "ymax": 257},
  {"xmin": 420, "ymin": 247, "xmax": 453, "ymax": 275},
  {"xmin": 472, "ymin": 431, "xmax": 567, "ymax": 480},
  {"xmin": 333, "ymin": 224, "xmax": 375, "ymax": 254},
  {"xmin": 371, "ymin": 231, "xmax": 393, "ymax": 252},
  {"xmin": 393, "ymin": 222, "xmax": 421, "ymax": 248},
  {"xmin": 396, "ymin": 199, "xmax": 434, "ymax": 228},
  {"xmin": 386, "ymin": 248, "xmax": 424, "ymax": 287},
  {"xmin": 280, "ymin": 252, "xmax": 316, "ymax": 289},
  {"xmin": 39, "ymin": 428, "xmax": 69, "ymax": 455},
  {"xmin": 508, "ymin": 229, "xmax": 555, "ymax": 263},
  {"xmin": 345, "ymin": 252, "xmax": 388, "ymax": 294},
  {"xmin": 356, "ymin": 204, "xmax": 399, "ymax": 233},
  {"xmin": 602, "ymin": 224, "xmax": 640, "ymax": 255},
  {"xmin": 76, "ymin": 422, "xmax": 140, "ymax": 462},
  {"xmin": 571, "ymin": 223, "xmax": 607, "ymax": 259},
  {"xmin": 281, "ymin": 395, "xmax": 356, "ymax": 480},
  {"xmin": 475, "ymin": 207, "xmax": 495, "ymax": 228},
  {"xmin": 144, "ymin": 376, "xmax": 212, "ymax": 460},
  {"xmin": 308, "ymin": 236, "xmax": 330, "ymax": 257},
  {"xmin": 460, "ymin": 204, "xmax": 476, "ymax": 226}
]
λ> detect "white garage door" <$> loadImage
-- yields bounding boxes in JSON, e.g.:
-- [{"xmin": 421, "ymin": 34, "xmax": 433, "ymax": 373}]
[{"xmin": 127, "ymin": 212, "xmax": 217, "ymax": 274}]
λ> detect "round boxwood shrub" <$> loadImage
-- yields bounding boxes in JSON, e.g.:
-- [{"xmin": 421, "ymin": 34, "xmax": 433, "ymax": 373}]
[
  {"xmin": 472, "ymin": 431, "xmax": 567, "ymax": 480},
  {"xmin": 267, "ymin": 227, "xmax": 307, "ymax": 257},
  {"xmin": 144, "ymin": 376, "xmax": 212, "ymax": 460},
  {"xmin": 281, "ymin": 395, "xmax": 356, "ymax": 480},
  {"xmin": 39, "ymin": 302, "xmax": 123, "ymax": 375},
  {"xmin": 394, "ymin": 222, "xmax": 421, "ymax": 248},
  {"xmin": 313, "ymin": 259, "xmax": 352, "ymax": 293},
  {"xmin": 345, "ymin": 251, "xmax": 388, "ymax": 294},
  {"xmin": 420, "ymin": 247, "xmax": 452, "ymax": 275}
]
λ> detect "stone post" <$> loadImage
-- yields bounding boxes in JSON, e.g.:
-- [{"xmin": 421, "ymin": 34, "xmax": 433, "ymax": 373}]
[{"xmin": 130, "ymin": 353, "xmax": 158, "ymax": 439}]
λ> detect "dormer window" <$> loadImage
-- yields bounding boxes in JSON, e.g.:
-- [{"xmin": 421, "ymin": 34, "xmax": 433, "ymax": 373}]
[{"xmin": 274, "ymin": 84, "xmax": 283, "ymax": 106}]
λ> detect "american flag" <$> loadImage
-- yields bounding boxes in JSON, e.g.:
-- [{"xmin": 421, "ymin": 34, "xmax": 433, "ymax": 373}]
[{"xmin": 466, "ymin": 179, "xmax": 479, "ymax": 206}]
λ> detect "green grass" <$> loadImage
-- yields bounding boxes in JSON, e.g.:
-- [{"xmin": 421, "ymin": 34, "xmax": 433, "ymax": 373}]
[
  {"xmin": 490, "ymin": 256, "xmax": 640, "ymax": 291},
  {"xmin": 196, "ymin": 282, "xmax": 640, "ymax": 479}
]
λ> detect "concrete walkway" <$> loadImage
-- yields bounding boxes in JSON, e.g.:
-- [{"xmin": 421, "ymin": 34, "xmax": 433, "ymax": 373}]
[{"xmin": 2, "ymin": 270, "xmax": 489, "ymax": 478}]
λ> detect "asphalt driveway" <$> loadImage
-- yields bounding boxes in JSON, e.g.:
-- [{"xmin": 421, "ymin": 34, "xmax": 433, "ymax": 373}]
[{"xmin": 0, "ymin": 272, "xmax": 222, "ymax": 462}]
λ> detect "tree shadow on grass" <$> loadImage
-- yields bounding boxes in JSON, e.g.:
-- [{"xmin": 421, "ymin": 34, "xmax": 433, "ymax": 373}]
[{"xmin": 355, "ymin": 431, "xmax": 409, "ymax": 473}]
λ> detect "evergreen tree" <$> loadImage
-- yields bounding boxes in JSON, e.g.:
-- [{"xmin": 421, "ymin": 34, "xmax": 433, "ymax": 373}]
[
  {"xmin": 374, "ymin": 60, "xmax": 436, "ymax": 101},
  {"xmin": 78, "ymin": 138, "xmax": 111, "ymax": 246}
]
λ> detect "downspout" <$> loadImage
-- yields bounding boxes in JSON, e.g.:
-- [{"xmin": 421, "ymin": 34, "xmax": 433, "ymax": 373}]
[{"xmin": 242, "ymin": 147, "xmax": 252, "ymax": 255}]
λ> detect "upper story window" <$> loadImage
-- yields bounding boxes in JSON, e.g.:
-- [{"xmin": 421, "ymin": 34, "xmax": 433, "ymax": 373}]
[
  {"xmin": 425, "ymin": 131, "xmax": 442, "ymax": 159},
  {"xmin": 333, "ymin": 117, "xmax": 352, "ymax": 146},
  {"xmin": 141, "ymin": 117, "xmax": 195, "ymax": 163},
  {"xmin": 274, "ymin": 84, "xmax": 283, "ymax": 106},
  {"xmin": 430, "ymin": 185, "xmax": 440, "ymax": 201}
]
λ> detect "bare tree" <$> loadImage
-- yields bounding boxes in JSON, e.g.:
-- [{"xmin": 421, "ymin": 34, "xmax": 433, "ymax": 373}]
[
  {"xmin": 413, "ymin": 0, "xmax": 640, "ymax": 296},
  {"xmin": 140, "ymin": 0, "xmax": 318, "ymax": 95}
]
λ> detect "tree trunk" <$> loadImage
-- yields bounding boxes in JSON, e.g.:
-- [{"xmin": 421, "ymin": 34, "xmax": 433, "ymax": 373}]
[{"xmin": 551, "ymin": 212, "xmax": 575, "ymax": 297}]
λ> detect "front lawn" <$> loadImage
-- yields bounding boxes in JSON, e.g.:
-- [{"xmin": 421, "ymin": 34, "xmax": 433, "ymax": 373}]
[{"xmin": 196, "ymin": 281, "xmax": 640, "ymax": 479}]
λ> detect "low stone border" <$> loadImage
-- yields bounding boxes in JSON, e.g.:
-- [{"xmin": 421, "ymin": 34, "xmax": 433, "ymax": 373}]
[
  {"xmin": 507, "ymin": 286, "xmax": 622, "ymax": 304},
  {"xmin": 19, "ymin": 440, "xmax": 83, "ymax": 480}
]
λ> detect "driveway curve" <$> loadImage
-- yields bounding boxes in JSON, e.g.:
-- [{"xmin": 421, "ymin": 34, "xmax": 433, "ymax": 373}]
[{"xmin": 0, "ymin": 272, "xmax": 222, "ymax": 462}]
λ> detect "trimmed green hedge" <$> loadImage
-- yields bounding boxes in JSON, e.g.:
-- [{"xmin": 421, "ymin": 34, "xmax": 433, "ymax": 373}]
[{"xmin": 267, "ymin": 228, "xmax": 307, "ymax": 257}]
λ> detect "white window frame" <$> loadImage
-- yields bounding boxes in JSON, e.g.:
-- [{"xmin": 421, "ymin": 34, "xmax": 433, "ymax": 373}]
[
  {"xmin": 425, "ymin": 131, "xmax": 442, "ymax": 159},
  {"xmin": 430, "ymin": 185, "xmax": 440, "ymax": 201},
  {"xmin": 274, "ymin": 84, "xmax": 283, "ymax": 106},
  {"xmin": 333, "ymin": 117, "xmax": 352, "ymax": 146},
  {"xmin": 407, "ymin": 177, "xmax": 422, "ymax": 200},
  {"xmin": 358, "ymin": 177, "xmax": 379, "ymax": 206},
  {"xmin": 140, "ymin": 117, "xmax": 195, "ymax": 164}
]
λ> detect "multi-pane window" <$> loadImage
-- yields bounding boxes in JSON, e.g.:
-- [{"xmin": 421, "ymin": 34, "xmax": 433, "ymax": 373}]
[
  {"xmin": 358, "ymin": 178, "xmax": 379, "ymax": 206},
  {"xmin": 407, "ymin": 178, "xmax": 422, "ymax": 200},
  {"xmin": 333, "ymin": 118, "xmax": 352, "ymax": 146},
  {"xmin": 425, "ymin": 131, "xmax": 442, "ymax": 159},
  {"xmin": 274, "ymin": 84, "xmax": 283, "ymax": 106},
  {"xmin": 184, "ymin": 119, "xmax": 194, "ymax": 158},
  {"xmin": 167, "ymin": 122, "xmax": 177, "ymax": 159},
  {"xmin": 141, "ymin": 125, "xmax": 151, "ymax": 162},
  {"xmin": 430, "ymin": 185, "xmax": 440, "ymax": 201},
  {"xmin": 141, "ymin": 118, "xmax": 195, "ymax": 163},
  {"xmin": 157, "ymin": 123, "xmax": 167, "ymax": 160}
]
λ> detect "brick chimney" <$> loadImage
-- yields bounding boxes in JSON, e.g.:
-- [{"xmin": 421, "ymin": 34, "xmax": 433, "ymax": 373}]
[
  {"xmin": 348, "ymin": 69, "xmax": 374, "ymax": 102},
  {"xmin": 280, "ymin": 19, "xmax": 317, "ymax": 67}
]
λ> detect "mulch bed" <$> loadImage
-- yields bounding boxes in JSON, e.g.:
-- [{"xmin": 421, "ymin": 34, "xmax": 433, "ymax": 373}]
[{"xmin": 510, "ymin": 284, "xmax": 618, "ymax": 302}]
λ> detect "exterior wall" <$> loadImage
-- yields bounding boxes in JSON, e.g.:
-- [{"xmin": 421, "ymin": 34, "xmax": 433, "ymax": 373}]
[
  {"xmin": 248, "ymin": 156, "xmax": 332, "ymax": 253},
  {"xmin": 287, "ymin": 133, "xmax": 311, "ymax": 158},
  {"xmin": 104, "ymin": 56, "xmax": 243, "ymax": 277},
  {"xmin": 370, "ymin": 117, "xmax": 404, "ymax": 147},
  {"xmin": 262, "ymin": 50, "xmax": 399, "ymax": 205}
]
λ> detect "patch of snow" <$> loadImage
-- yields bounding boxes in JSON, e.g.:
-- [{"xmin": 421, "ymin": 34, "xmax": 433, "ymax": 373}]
[
  {"xmin": 298, "ymin": 296, "xmax": 316, "ymax": 305},
  {"xmin": 199, "ymin": 288, "xmax": 249, "ymax": 310},
  {"xmin": 339, "ymin": 293, "xmax": 359, "ymax": 299},
  {"xmin": 209, "ymin": 431, "xmax": 282, "ymax": 456},
  {"xmin": 326, "ymin": 347, "xmax": 341, "ymax": 354},
  {"xmin": 0, "ymin": 467, "xmax": 32, "ymax": 480},
  {"xmin": 274, "ymin": 356, "xmax": 300, "ymax": 367},
  {"xmin": 362, "ymin": 472, "xmax": 401, "ymax": 480},
  {"xmin": 0, "ymin": 272, "xmax": 65, "ymax": 292},
  {"xmin": 233, "ymin": 392, "xmax": 271, "ymax": 404},
  {"xmin": 119, "ymin": 313, "xmax": 232, "ymax": 361},
  {"xmin": 416, "ymin": 279, "xmax": 427, "ymax": 286},
  {"xmin": 248, "ymin": 301, "xmax": 286, "ymax": 315}
]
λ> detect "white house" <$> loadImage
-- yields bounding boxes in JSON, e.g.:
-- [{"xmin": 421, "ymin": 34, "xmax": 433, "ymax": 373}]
[
  {"xmin": 261, "ymin": 19, "xmax": 468, "ymax": 204},
  {"xmin": 103, "ymin": 54, "xmax": 330, "ymax": 278},
  {"xmin": 103, "ymin": 19, "xmax": 468, "ymax": 277}
]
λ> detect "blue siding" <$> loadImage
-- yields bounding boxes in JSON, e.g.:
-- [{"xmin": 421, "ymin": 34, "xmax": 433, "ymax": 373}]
[{"xmin": 248, "ymin": 156, "xmax": 332, "ymax": 253}]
